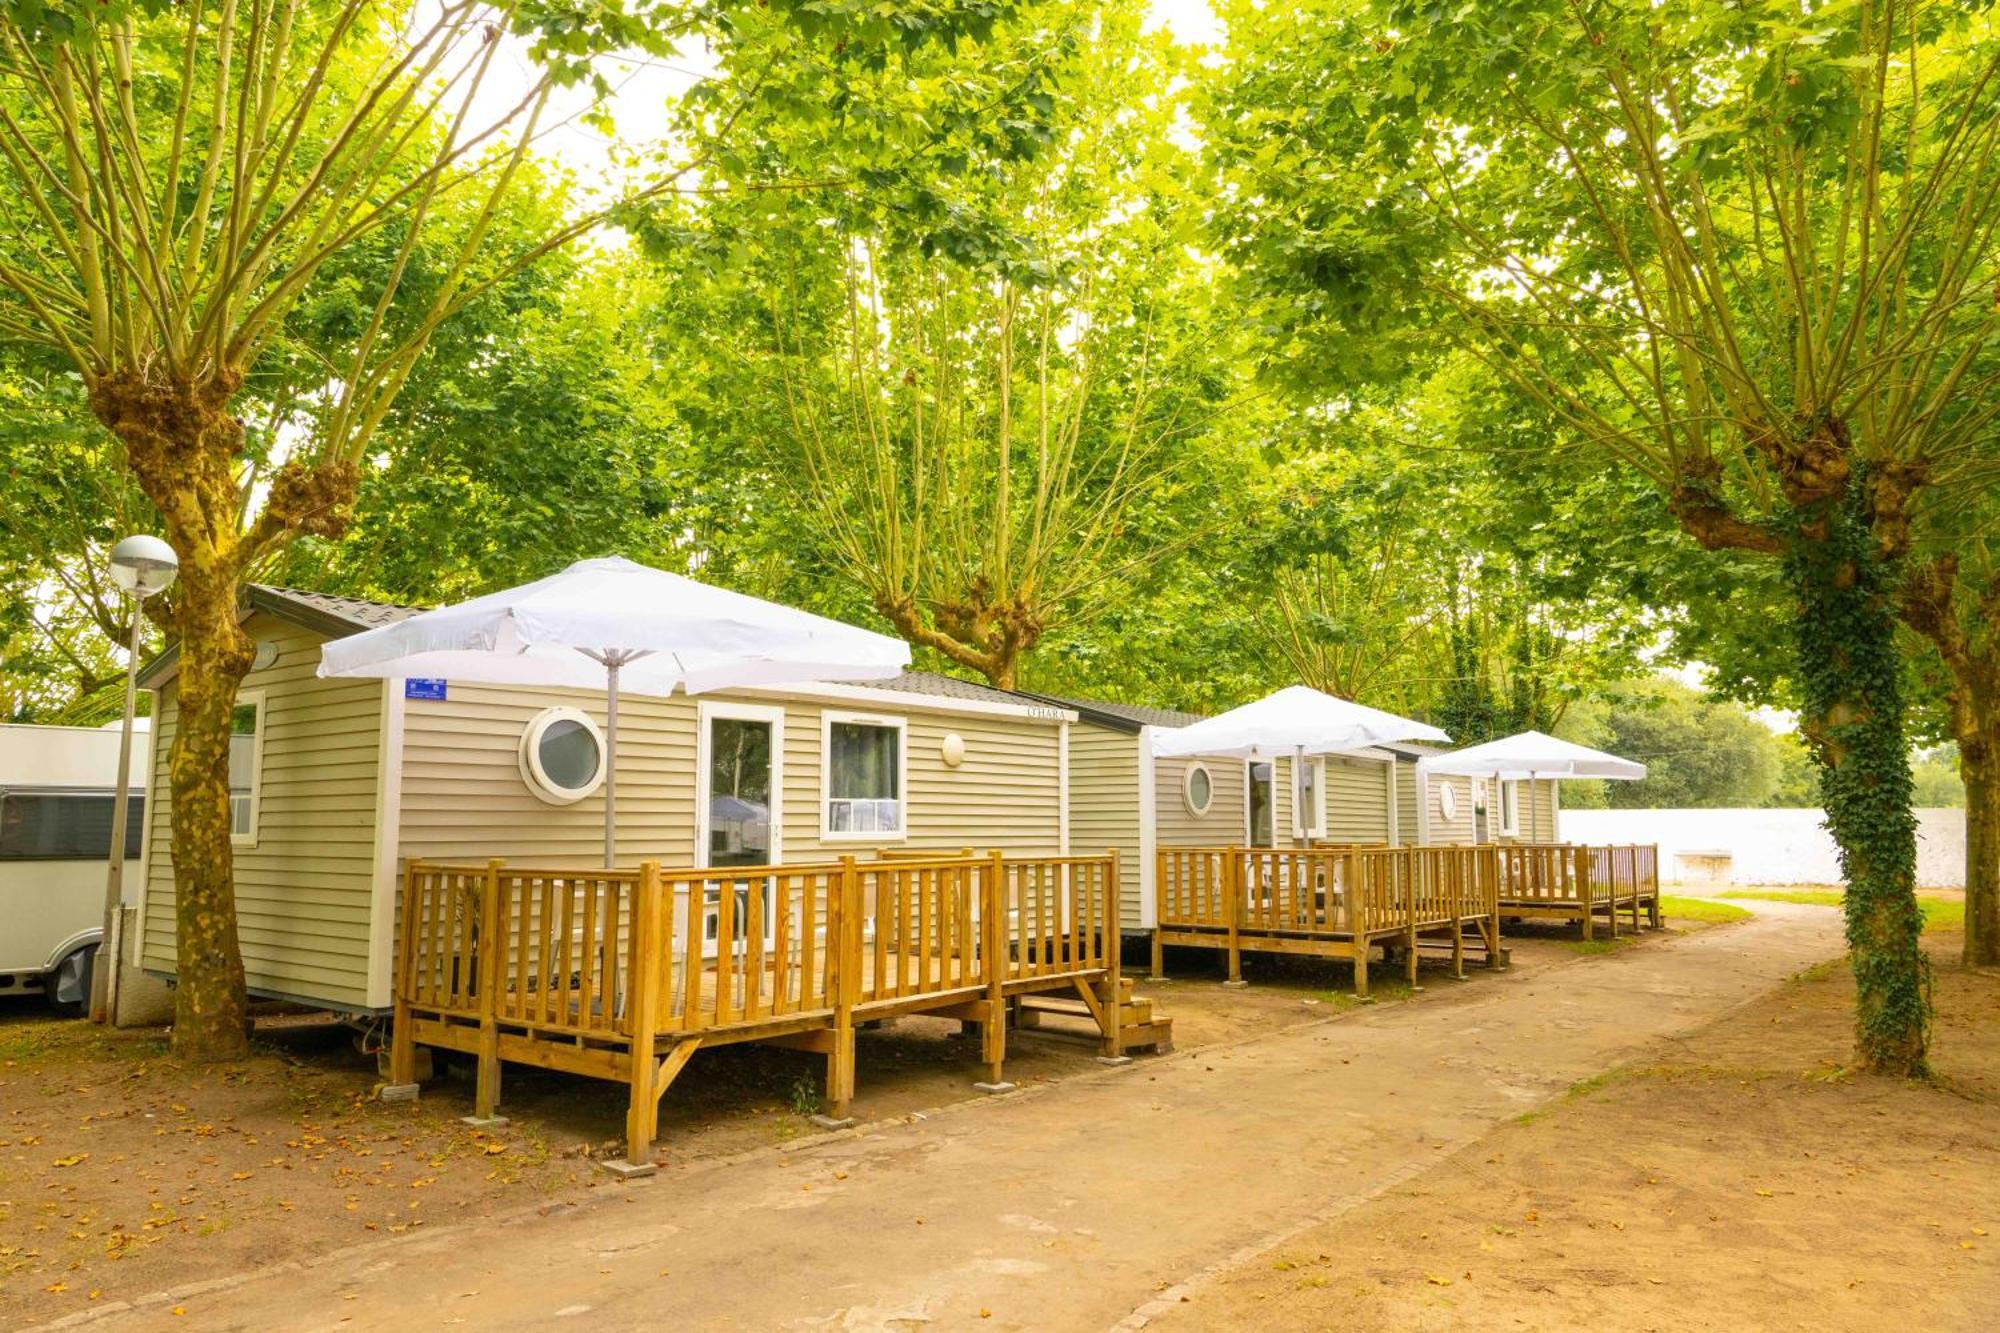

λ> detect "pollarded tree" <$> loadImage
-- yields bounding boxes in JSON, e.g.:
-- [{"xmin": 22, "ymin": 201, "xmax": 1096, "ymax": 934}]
[
  {"xmin": 0, "ymin": 0, "xmax": 1024, "ymax": 1058},
  {"xmin": 725, "ymin": 4, "xmax": 1240, "ymax": 690},
  {"xmin": 1209, "ymin": 0, "xmax": 2000, "ymax": 1071}
]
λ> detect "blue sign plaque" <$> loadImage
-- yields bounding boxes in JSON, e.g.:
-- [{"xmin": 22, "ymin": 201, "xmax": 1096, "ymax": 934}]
[{"xmin": 404, "ymin": 678, "xmax": 448, "ymax": 701}]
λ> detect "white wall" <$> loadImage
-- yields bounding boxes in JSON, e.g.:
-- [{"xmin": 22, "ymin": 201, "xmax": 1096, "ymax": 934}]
[
  {"xmin": 1560, "ymin": 807, "xmax": 1966, "ymax": 889},
  {"xmin": 0, "ymin": 722, "xmax": 143, "ymax": 790}
]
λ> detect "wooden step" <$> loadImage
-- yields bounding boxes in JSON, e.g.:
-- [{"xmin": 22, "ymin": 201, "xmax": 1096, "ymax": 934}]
[
  {"xmin": 1121, "ymin": 1016, "xmax": 1174, "ymax": 1055},
  {"xmin": 1020, "ymin": 992, "xmax": 1153, "ymax": 1018},
  {"xmin": 1012, "ymin": 987, "xmax": 1173, "ymax": 1055}
]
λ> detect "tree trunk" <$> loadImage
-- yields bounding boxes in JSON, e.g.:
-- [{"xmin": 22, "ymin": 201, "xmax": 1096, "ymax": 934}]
[
  {"xmin": 1960, "ymin": 696, "xmax": 1999, "ymax": 968},
  {"xmin": 165, "ymin": 557, "xmax": 254, "ymax": 1059},
  {"xmin": 1787, "ymin": 487, "xmax": 1928, "ymax": 1076},
  {"xmin": 92, "ymin": 371, "xmax": 257, "ymax": 1060},
  {"xmin": 1894, "ymin": 559, "xmax": 1997, "ymax": 969}
]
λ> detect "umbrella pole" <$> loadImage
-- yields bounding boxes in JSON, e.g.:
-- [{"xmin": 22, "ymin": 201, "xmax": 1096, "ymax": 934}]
[
  {"xmin": 1296, "ymin": 744, "xmax": 1309, "ymax": 849},
  {"xmin": 605, "ymin": 659, "xmax": 620, "ymax": 869}
]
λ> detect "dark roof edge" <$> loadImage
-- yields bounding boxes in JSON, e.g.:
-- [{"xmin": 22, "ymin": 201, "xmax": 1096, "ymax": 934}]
[
  {"xmin": 136, "ymin": 586, "xmax": 376, "ymax": 689},
  {"xmin": 1007, "ymin": 689, "xmax": 1144, "ymax": 734}
]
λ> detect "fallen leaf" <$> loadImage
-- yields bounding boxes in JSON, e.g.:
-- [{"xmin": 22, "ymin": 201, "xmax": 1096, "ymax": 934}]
[{"xmin": 52, "ymin": 1155, "xmax": 89, "ymax": 1168}]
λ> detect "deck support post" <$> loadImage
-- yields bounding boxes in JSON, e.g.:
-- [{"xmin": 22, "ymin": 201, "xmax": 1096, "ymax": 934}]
[
  {"xmin": 1577, "ymin": 848, "xmax": 1595, "ymax": 942},
  {"xmin": 1404, "ymin": 851, "xmax": 1421, "ymax": 991},
  {"xmin": 1626, "ymin": 847, "xmax": 1643, "ymax": 934},
  {"xmin": 1223, "ymin": 847, "xmax": 1245, "ymax": 987},
  {"xmin": 977, "ymin": 849, "xmax": 1012, "ymax": 1091},
  {"xmin": 1646, "ymin": 847, "xmax": 1662, "ymax": 928},
  {"xmin": 469, "ymin": 859, "xmax": 506, "ymax": 1125},
  {"xmin": 622, "ymin": 862, "xmax": 664, "ymax": 1170},
  {"xmin": 387, "ymin": 859, "xmax": 421, "ymax": 1093},
  {"xmin": 1483, "ymin": 847, "xmax": 1504, "ymax": 967},
  {"xmin": 825, "ymin": 857, "xmax": 862, "ymax": 1120},
  {"xmin": 1353, "ymin": 940, "xmax": 1370, "ymax": 999},
  {"xmin": 1098, "ymin": 848, "xmax": 1124, "ymax": 1059},
  {"xmin": 1150, "ymin": 849, "xmax": 1167, "ymax": 980}
]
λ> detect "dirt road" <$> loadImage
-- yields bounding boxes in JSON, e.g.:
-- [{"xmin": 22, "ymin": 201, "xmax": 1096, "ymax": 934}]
[{"xmin": 57, "ymin": 904, "xmax": 1842, "ymax": 1332}]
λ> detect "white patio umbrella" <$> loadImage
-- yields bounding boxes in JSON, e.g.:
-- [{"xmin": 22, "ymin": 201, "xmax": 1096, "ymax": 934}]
[
  {"xmin": 1417, "ymin": 730, "xmax": 1647, "ymax": 781},
  {"xmin": 1151, "ymin": 685, "xmax": 1450, "ymax": 760},
  {"xmin": 318, "ymin": 556, "xmax": 911, "ymax": 865},
  {"xmin": 1151, "ymin": 686, "xmax": 1450, "ymax": 843}
]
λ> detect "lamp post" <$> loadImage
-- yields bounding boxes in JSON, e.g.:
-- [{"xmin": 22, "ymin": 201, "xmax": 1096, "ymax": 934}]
[{"xmin": 90, "ymin": 535, "xmax": 178, "ymax": 1025}]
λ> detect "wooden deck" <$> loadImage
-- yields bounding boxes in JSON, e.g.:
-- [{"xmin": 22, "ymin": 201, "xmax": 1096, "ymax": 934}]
[
  {"xmin": 390, "ymin": 851, "xmax": 1130, "ymax": 1166},
  {"xmin": 1496, "ymin": 843, "xmax": 1662, "ymax": 939},
  {"xmin": 1150, "ymin": 845, "xmax": 1503, "ymax": 996}
]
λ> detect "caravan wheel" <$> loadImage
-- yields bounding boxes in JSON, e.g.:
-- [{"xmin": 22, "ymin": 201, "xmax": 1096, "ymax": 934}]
[{"xmin": 44, "ymin": 944, "xmax": 97, "ymax": 1017}]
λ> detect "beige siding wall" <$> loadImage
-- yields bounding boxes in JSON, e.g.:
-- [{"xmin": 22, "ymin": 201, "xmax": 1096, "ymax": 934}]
[
  {"xmin": 1483, "ymin": 776, "xmax": 1563, "ymax": 844},
  {"xmin": 1503, "ymin": 778, "xmax": 1559, "ymax": 842},
  {"xmin": 1154, "ymin": 754, "xmax": 1248, "ymax": 848},
  {"xmin": 141, "ymin": 614, "xmax": 385, "ymax": 1008},
  {"xmin": 1272, "ymin": 756, "xmax": 1295, "ymax": 846},
  {"xmin": 1393, "ymin": 762, "xmax": 1420, "ymax": 845},
  {"xmin": 1322, "ymin": 755, "xmax": 1393, "ymax": 843},
  {"xmin": 1425, "ymin": 771, "xmax": 1477, "ymax": 844},
  {"xmin": 397, "ymin": 685, "xmax": 1064, "ymax": 867},
  {"xmin": 1065, "ymin": 723, "xmax": 1143, "ymax": 928}
]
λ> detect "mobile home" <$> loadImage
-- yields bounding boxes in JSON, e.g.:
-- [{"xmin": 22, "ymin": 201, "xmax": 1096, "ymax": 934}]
[
  {"xmin": 136, "ymin": 586, "xmax": 1077, "ymax": 1014},
  {"xmin": 0, "ymin": 722, "xmax": 146, "ymax": 1009},
  {"xmin": 1019, "ymin": 692, "xmax": 1440, "ymax": 934},
  {"xmin": 1405, "ymin": 744, "xmax": 1561, "ymax": 846}
]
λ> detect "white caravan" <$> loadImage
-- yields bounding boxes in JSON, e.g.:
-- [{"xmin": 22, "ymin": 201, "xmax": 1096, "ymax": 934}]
[{"xmin": 0, "ymin": 721, "xmax": 146, "ymax": 1011}]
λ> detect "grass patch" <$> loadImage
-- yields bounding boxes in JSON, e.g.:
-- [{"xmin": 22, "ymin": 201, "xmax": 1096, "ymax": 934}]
[
  {"xmin": 1722, "ymin": 890, "xmax": 1964, "ymax": 932},
  {"xmin": 1514, "ymin": 1066, "xmax": 1652, "ymax": 1124},
  {"xmin": 1659, "ymin": 896, "xmax": 1752, "ymax": 924}
]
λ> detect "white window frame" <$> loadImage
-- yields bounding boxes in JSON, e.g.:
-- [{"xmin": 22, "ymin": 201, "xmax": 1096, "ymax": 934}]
[
  {"xmin": 1181, "ymin": 761, "xmax": 1215, "ymax": 816},
  {"xmin": 819, "ymin": 709, "xmax": 908, "ymax": 843},
  {"xmin": 1244, "ymin": 760, "xmax": 1276, "ymax": 848},
  {"xmin": 693, "ymin": 701, "xmax": 786, "ymax": 959},
  {"xmin": 1297, "ymin": 757, "xmax": 1324, "ymax": 839},
  {"xmin": 230, "ymin": 691, "xmax": 267, "ymax": 849},
  {"xmin": 1498, "ymin": 778, "xmax": 1523, "ymax": 837},
  {"xmin": 518, "ymin": 705, "xmax": 608, "ymax": 807},
  {"xmin": 696, "ymin": 701, "xmax": 786, "ymax": 869}
]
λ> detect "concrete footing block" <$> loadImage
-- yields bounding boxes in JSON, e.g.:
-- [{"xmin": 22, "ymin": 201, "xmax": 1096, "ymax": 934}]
[
  {"xmin": 598, "ymin": 1159, "xmax": 657, "ymax": 1180},
  {"xmin": 377, "ymin": 1082, "xmax": 421, "ymax": 1104},
  {"xmin": 973, "ymin": 1081, "xmax": 1017, "ymax": 1095},
  {"xmin": 1221, "ymin": 979, "xmax": 1249, "ymax": 990},
  {"xmin": 1095, "ymin": 1055, "xmax": 1134, "ymax": 1067},
  {"xmin": 460, "ymin": 1114, "xmax": 510, "ymax": 1129},
  {"xmin": 809, "ymin": 1113, "xmax": 857, "ymax": 1130}
]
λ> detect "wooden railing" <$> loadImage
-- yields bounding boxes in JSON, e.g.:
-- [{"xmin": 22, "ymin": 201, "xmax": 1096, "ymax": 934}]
[
  {"xmin": 1155, "ymin": 844, "xmax": 1501, "ymax": 939},
  {"xmin": 398, "ymin": 850, "xmax": 1117, "ymax": 1047},
  {"xmin": 1496, "ymin": 843, "xmax": 1589, "ymax": 906},
  {"xmin": 1497, "ymin": 843, "xmax": 1661, "ymax": 905}
]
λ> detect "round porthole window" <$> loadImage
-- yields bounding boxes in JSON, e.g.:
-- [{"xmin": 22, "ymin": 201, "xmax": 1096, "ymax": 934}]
[
  {"xmin": 519, "ymin": 707, "xmax": 607, "ymax": 805},
  {"xmin": 1183, "ymin": 763, "xmax": 1214, "ymax": 816},
  {"xmin": 1438, "ymin": 782, "xmax": 1458, "ymax": 821}
]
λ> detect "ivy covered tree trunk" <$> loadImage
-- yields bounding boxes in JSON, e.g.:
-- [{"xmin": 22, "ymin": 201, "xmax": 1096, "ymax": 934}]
[
  {"xmin": 1789, "ymin": 485, "xmax": 1927, "ymax": 1075},
  {"xmin": 1958, "ymin": 695, "xmax": 1998, "ymax": 968}
]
